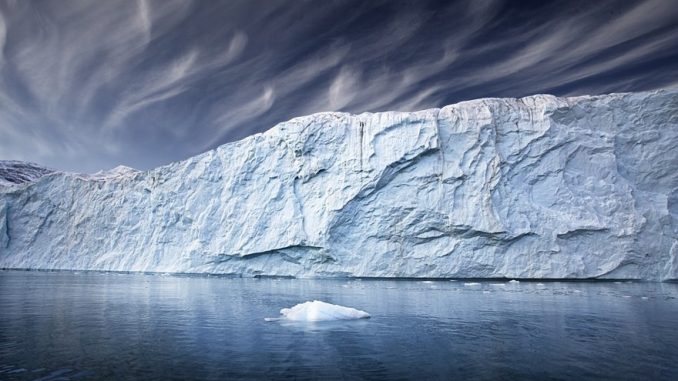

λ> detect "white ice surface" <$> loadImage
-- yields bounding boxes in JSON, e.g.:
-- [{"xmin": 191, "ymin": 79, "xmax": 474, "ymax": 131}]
[{"xmin": 272, "ymin": 300, "xmax": 370, "ymax": 322}]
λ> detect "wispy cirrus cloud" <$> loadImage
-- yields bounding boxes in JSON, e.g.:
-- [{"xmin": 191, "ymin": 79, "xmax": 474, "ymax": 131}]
[{"xmin": 0, "ymin": 0, "xmax": 676, "ymax": 172}]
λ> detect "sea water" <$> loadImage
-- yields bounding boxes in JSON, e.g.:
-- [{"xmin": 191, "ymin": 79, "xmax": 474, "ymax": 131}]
[{"xmin": 1, "ymin": 271, "xmax": 677, "ymax": 380}]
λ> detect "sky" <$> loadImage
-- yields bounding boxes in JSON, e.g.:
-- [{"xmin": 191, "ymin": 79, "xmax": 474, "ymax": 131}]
[{"xmin": 0, "ymin": 0, "xmax": 677, "ymax": 172}]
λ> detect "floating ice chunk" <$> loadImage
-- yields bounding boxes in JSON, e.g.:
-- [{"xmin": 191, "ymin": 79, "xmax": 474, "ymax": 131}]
[
  {"xmin": 464, "ymin": 282, "xmax": 481, "ymax": 286},
  {"xmin": 508, "ymin": 279, "xmax": 520, "ymax": 284},
  {"xmin": 268, "ymin": 300, "xmax": 370, "ymax": 322}
]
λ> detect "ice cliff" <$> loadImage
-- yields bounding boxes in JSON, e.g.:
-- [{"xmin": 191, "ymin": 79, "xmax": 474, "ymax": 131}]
[{"xmin": 1, "ymin": 90, "xmax": 677, "ymax": 280}]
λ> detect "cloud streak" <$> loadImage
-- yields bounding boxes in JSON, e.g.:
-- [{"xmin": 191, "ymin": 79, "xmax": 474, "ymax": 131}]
[{"xmin": 0, "ymin": 0, "xmax": 676, "ymax": 171}]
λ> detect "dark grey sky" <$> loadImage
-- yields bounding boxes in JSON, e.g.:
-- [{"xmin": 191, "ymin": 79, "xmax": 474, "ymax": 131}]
[{"xmin": 0, "ymin": 0, "xmax": 677, "ymax": 172}]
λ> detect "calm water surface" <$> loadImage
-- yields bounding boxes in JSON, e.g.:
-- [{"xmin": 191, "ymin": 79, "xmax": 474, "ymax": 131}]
[{"xmin": 1, "ymin": 271, "xmax": 677, "ymax": 380}]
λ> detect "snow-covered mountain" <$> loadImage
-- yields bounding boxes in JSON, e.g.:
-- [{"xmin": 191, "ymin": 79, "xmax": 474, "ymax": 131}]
[
  {"xmin": 0, "ymin": 161, "xmax": 54, "ymax": 188},
  {"xmin": 1, "ymin": 90, "xmax": 677, "ymax": 280}
]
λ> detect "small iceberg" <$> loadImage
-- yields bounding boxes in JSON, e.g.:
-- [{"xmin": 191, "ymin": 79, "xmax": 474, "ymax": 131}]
[{"xmin": 266, "ymin": 300, "xmax": 370, "ymax": 322}]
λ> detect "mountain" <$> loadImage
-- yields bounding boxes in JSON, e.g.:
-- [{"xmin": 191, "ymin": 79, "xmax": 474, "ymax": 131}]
[
  {"xmin": 0, "ymin": 161, "xmax": 54, "ymax": 188},
  {"xmin": 1, "ymin": 90, "xmax": 677, "ymax": 280}
]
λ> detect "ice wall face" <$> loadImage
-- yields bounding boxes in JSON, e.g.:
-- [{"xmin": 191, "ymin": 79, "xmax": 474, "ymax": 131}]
[{"xmin": 1, "ymin": 90, "xmax": 677, "ymax": 280}]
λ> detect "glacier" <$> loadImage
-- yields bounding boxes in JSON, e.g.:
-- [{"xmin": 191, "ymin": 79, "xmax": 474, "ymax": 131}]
[{"xmin": 1, "ymin": 90, "xmax": 677, "ymax": 280}]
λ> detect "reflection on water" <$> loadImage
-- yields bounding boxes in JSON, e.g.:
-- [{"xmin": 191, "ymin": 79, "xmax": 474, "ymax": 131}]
[{"xmin": 1, "ymin": 271, "xmax": 677, "ymax": 380}]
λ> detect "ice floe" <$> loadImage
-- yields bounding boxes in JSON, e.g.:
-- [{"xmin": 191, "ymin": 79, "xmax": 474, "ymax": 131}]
[{"xmin": 267, "ymin": 300, "xmax": 370, "ymax": 322}]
